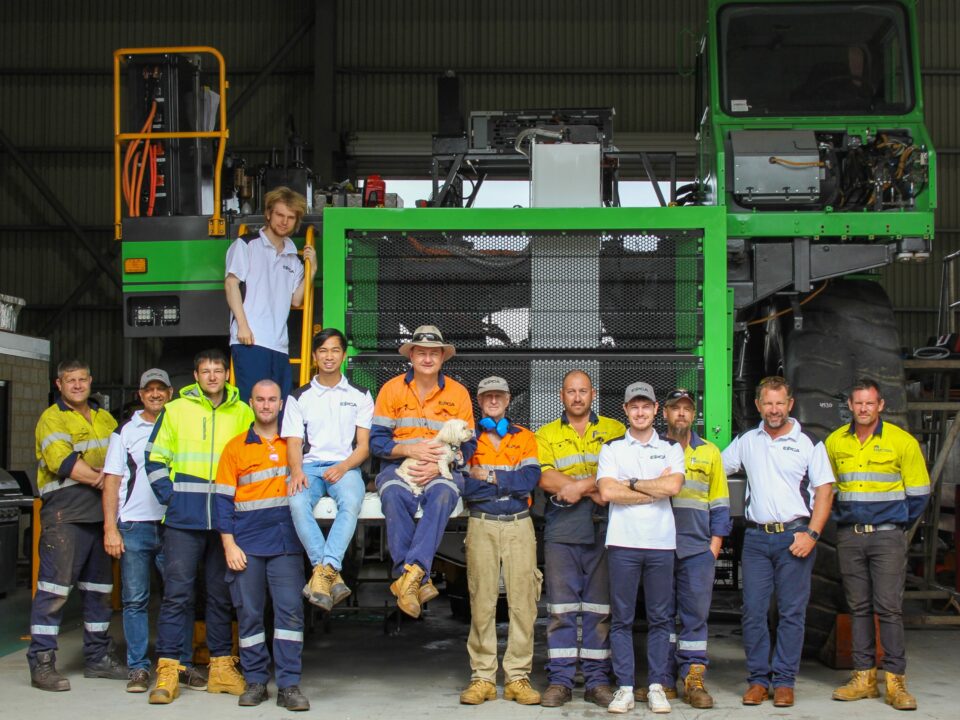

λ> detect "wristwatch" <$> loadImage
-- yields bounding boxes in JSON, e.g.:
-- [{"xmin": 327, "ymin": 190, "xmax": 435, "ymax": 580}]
[
  {"xmin": 804, "ymin": 528, "xmax": 820, "ymax": 541},
  {"xmin": 628, "ymin": 478, "xmax": 638, "ymax": 492},
  {"xmin": 487, "ymin": 470, "xmax": 497, "ymax": 485}
]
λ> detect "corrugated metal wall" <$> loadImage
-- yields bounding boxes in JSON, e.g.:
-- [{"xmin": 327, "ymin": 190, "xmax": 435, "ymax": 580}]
[{"xmin": 0, "ymin": 0, "xmax": 957, "ymax": 383}]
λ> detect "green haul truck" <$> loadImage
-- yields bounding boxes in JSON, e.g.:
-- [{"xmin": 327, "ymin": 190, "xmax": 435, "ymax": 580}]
[{"xmin": 117, "ymin": 0, "xmax": 934, "ymax": 655}]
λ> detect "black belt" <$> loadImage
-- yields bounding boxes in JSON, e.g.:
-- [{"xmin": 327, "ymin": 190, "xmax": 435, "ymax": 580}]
[
  {"xmin": 745, "ymin": 518, "xmax": 809, "ymax": 534},
  {"xmin": 843, "ymin": 523, "xmax": 903, "ymax": 534},
  {"xmin": 468, "ymin": 510, "xmax": 530, "ymax": 522}
]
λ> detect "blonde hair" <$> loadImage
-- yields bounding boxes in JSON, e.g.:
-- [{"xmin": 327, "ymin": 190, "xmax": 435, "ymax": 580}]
[{"xmin": 263, "ymin": 186, "xmax": 307, "ymax": 234}]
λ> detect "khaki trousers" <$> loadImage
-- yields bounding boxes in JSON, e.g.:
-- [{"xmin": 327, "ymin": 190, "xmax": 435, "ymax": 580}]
[{"xmin": 466, "ymin": 515, "xmax": 541, "ymax": 682}]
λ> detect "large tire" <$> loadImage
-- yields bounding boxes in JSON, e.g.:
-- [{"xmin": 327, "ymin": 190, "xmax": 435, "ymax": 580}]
[{"xmin": 781, "ymin": 278, "xmax": 907, "ymax": 659}]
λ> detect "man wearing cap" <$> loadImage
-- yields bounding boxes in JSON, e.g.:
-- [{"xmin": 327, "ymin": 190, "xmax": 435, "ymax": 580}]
[
  {"xmin": 284, "ymin": 328, "xmax": 373, "ymax": 611},
  {"xmin": 102, "ymin": 369, "xmax": 198, "ymax": 693},
  {"xmin": 536, "ymin": 370, "xmax": 625, "ymax": 709},
  {"xmin": 370, "ymin": 325, "xmax": 476, "ymax": 618},
  {"xmin": 28, "ymin": 359, "xmax": 126, "ymax": 691},
  {"xmin": 825, "ymin": 378, "xmax": 930, "ymax": 710},
  {"xmin": 596, "ymin": 381, "xmax": 685, "ymax": 714},
  {"xmin": 721, "ymin": 376, "xmax": 834, "ymax": 708},
  {"xmin": 662, "ymin": 388, "xmax": 732, "ymax": 709},
  {"xmin": 459, "ymin": 376, "xmax": 542, "ymax": 706}
]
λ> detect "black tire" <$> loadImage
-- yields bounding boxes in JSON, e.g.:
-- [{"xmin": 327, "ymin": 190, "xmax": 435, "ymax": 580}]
[{"xmin": 781, "ymin": 278, "xmax": 907, "ymax": 659}]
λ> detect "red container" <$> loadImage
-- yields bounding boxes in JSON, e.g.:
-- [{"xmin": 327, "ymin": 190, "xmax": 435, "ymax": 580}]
[{"xmin": 364, "ymin": 174, "xmax": 386, "ymax": 207}]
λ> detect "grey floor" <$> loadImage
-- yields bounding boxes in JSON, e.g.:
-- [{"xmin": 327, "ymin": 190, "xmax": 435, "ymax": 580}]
[{"xmin": 1, "ymin": 585, "xmax": 958, "ymax": 719}]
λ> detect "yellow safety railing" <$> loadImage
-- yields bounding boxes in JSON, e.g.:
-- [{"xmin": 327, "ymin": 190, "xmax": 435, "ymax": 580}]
[
  {"xmin": 229, "ymin": 224, "xmax": 316, "ymax": 389},
  {"xmin": 113, "ymin": 46, "xmax": 229, "ymax": 240}
]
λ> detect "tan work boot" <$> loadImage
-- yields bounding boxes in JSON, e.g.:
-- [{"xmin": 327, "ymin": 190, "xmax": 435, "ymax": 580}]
[
  {"xmin": 304, "ymin": 564, "xmax": 334, "ymax": 611},
  {"xmin": 330, "ymin": 569, "xmax": 352, "ymax": 606},
  {"xmin": 148, "ymin": 658, "xmax": 185, "ymax": 704},
  {"xmin": 505, "ymin": 678, "xmax": 541, "ymax": 705},
  {"xmin": 460, "ymin": 679, "xmax": 497, "ymax": 705},
  {"xmin": 389, "ymin": 563, "xmax": 425, "ymax": 618},
  {"xmin": 885, "ymin": 672, "xmax": 917, "ymax": 711},
  {"xmin": 419, "ymin": 578, "xmax": 440, "ymax": 604},
  {"xmin": 207, "ymin": 655, "xmax": 245, "ymax": 695},
  {"xmin": 683, "ymin": 664, "xmax": 714, "ymax": 708},
  {"xmin": 833, "ymin": 668, "xmax": 879, "ymax": 701}
]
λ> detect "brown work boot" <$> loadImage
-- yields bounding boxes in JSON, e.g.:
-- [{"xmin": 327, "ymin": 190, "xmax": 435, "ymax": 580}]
[
  {"xmin": 304, "ymin": 564, "xmax": 334, "ymax": 611},
  {"xmin": 635, "ymin": 685, "xmax": 679, "ymax": 702},
  {"xmin": 148, "ymin": 658, "xmax": 185, "ymax": 704},
  {"xmin": 683, "ymin": 664, "xmax": 714, "ymax": 708},
  {"xmin": 207, "ymin": 655, "xmax": 245, "ymax": 695},
  {"xmin": 419, "ymin": 578, "xmax": 440, "ymax": 604},
  {"xmin": 741, "ymin": 684, "xmax": 769, "ymax": 705},
  {"xmin": 885, "ymin": 673, "xmax": 917, "ymax": 711},
  {"xmin": 540, "ymin": 684, "xmax": 572, "ymax": 707},
  {"xmin": 833, "ymin": 668, "xmax": 879, "ymax": 701},
  {"xmin": 30, "ymin": 650, "xmax": 70, "ymax": 692},
  {"xmin": 504, "ymin": 678, "xmax": 541, "ymax": 705},
  {"xmin": 389, "ymin": 563, "xmax": 425, "ymax": 618},
  {"xmin": 330, "ymin": 569, "xmax": 352, "ymax": 606},
  {"xmin": 459, "ymin": 679, "xmax": 497, "ymax": 705},
  {"xmin": 773, "ymin": 686, "xmax": 794, "ymax": 707},
  {"xmin": 584, "ymin": 684, "xmax": 616, "ymax": 707}
]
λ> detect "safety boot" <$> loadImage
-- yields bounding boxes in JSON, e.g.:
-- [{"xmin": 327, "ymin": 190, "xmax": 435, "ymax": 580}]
[
  {"xmin": 460, "ymin": 679, "xmax": 497, "ymax": 705},
  {"xmin": 330, "ymin": 569, "xmax": 352, "ymax": 606},
  {"xmin": 30, "ymin": 650, "xmax": 70, "ymax": 692},
  {"xmin": 833, "ymin": 668, "xmax": 879, "ymax": 701},
  {"xmin": 683, "ymin": 664, "xmax": 714, "ymax": 709},
  {"xmin": 419, "ymin": 578, "xmax": 440, "ymax": 604},
  {"xmin": 389, "ymin": 563, "xmax": 425, "ymax": 618},
  {"xmin": 207, "ymin": 655, "xmax": 246, "ymax": 695},
  {"xmin": 885, "ymin": 673, "xmax": 917, "ymax": 711},
  {"xmin": 504, "ymin": 678, "xmax": 541, "ymax": 705},
  {"xmin": 304, "ymin": 564, "xmax": 333, "ymax": 611},
  {"xmin": 148, "ymin": 658, "xmax": 184, "ymax": 704}
]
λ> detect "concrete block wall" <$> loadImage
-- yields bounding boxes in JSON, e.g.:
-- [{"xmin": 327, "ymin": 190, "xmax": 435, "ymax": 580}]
[{"xmin": 0, "ymin": 353, "xmax": 50, "ymax": 481}]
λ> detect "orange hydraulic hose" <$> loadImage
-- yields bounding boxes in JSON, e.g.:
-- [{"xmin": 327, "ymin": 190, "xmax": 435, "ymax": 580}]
[
  {"xmin": 133, "ymin": 136, "xmax": 151, "ymax": 217},
  {"xmin": 123, "ymin": 101, "xmax": 157, "ymax": 213}
]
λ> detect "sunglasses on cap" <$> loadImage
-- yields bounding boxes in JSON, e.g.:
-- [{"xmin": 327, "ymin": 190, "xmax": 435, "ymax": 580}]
[
  {"xmin": 412, "ymin": 331, "xmax": 442, "ymax": 343},
  {"xmin": 666, "ymin": 389, "xmax": 693, "ymax": 402}
]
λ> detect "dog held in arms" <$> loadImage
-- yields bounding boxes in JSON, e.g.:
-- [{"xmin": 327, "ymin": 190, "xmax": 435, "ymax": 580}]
[{"xmin": 396, "ymin": 418, "xmax": 474, "ymax": 495}]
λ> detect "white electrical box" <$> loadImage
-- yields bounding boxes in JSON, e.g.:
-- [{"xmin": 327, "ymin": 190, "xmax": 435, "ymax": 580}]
[{"xmin": 530, "ymin": 143, "xmax": 602, "ymax": 208}]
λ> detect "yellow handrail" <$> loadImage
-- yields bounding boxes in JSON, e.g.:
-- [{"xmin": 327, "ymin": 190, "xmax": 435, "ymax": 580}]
[
  {"xmin": 298, "ymin": 225, "xmax": 317, "ymax": 386},
  {"xmin": 113, "ymin": 46, "xmax": 229, "ymax": 240}
]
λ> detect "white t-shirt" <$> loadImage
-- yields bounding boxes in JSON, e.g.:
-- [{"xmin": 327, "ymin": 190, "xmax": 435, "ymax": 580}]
[
  {"xmin": 225, "ymin": 229, "xmax": 304, "ymax": 354},
  {"xmin": 596, "ymin": 429, "xmax": 686, "ymax": 550},
  {"xmin": 281, "ymin": 374, "xmax": 374, "ymax": 463},
  {"xmin": 103, "ymin": 410, "xmax": 165, "ymax": 522},
  {"xmin": 721, "ymin": 418, "xmax": 835, "ymax": 524}
]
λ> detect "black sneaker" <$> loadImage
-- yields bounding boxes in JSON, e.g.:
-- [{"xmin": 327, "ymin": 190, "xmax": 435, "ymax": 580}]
[
  {"xmin": 238, "ymin": 682, "xmax": 268, "ymax": 707},
  {"xmin": 30, "ymin": 650, "xmax": 70, "ymax": 692},
  {"xmin": 84, "ymin": 651, "xmax": 127, "ymax": 680},
  {"xmin": 179, "ymin": 665, "xmax": 208, "ymax": 691},
  {"xmin": 126, "ymin": 668, "xmax": 150, "ymax": 693},
  {"xmin": 277, "ymin": 685, "xmax": 310, "ymax": 711}
]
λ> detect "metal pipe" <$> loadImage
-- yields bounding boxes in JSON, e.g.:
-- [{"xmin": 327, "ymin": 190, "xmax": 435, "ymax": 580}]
[{"xmin": 0, "ymin": 126, "xmax": 122, "ymax": 290}]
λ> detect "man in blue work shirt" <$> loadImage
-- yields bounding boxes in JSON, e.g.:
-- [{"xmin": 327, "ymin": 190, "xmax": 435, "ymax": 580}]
[
  {"xmin": 722, "ymin": 376, "xmax": 834, "ymax": 709},
  {"xmin": 825, "ymin": 378, "xmax": 930, "ymax": 711}
]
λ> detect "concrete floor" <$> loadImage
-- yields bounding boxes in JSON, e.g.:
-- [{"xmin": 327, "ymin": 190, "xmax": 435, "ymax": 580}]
[{"xmin": 0, "ymin": 581, "xmax": 958, "ymax": 720}]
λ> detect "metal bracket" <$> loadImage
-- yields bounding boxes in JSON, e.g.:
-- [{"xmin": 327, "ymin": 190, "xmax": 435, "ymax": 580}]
[
  {"xmin": 790, "ymin": 295, "xmax": 803, "ymax": 330},
  {"xmin": 208, "ymin": 216, "xmax": 226, "ymax": 237}
]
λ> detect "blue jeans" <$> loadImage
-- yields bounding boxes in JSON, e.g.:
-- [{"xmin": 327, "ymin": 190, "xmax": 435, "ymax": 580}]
[
  {"xmin": 155, "ymin": 527, "xmax": 233, "ymax": 660},
  {"xmin": 288, "ymin": 462, "xmax": 365, "ymax": 571},
  {"xmin": 118, "ymin": 520, "xmax": 193, "ymax": 670},
  {"xmin": 741, "ymin": 528, "xmax": 815, "ymax": 688},
  {"xmin": 231, "ymin": 343, "xmax": 293, "ymax": 406},
  {"xmin": 608, "ymin": 546, "xmax": 675, "ymax": 688}
]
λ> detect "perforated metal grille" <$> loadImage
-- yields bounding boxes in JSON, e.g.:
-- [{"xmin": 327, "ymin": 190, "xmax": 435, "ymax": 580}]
[
  {"xmin": 347, "ymin": 353, "xmax": 704, "ymax": 434},
  {"xmin": 346, "ymin": 230, "xmax": 703, "ymax": 353}
]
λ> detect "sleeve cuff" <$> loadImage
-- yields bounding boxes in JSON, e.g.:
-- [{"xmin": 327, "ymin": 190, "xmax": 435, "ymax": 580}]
[{"xmin": 57, "ymin": 451, "xmax": 80, "ymax": 479}]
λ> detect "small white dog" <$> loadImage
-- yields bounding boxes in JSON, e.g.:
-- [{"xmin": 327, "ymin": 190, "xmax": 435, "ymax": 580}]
[{"xmin": 396, "ymin": 418, "xmax": 474, "ymax": 495}]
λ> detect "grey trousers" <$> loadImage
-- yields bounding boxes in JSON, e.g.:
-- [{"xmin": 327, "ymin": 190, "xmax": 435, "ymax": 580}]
[{"xmin": 837, "ymin": 526, "xmax": 908, "ymax": 673}]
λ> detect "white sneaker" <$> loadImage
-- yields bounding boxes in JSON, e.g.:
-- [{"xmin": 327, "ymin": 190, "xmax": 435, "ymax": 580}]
[
  {"xmin": 607, "ymin": 686, "xmax": 635, "ymax": 714},
  {"xmin": 647, "ymin": 684, "xmax": 672, "ymax": 714}
]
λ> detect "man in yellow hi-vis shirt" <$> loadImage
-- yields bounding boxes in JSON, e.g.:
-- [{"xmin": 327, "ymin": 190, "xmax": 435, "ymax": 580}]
[{"xmin": 825, "ymin": 378, "xmax": 930, "ymax": 711}]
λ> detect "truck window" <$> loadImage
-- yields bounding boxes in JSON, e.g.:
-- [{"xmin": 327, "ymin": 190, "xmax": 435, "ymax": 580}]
[{"xmin": 719, "ymin": 2, "xmax": 913, "ymax": 116}]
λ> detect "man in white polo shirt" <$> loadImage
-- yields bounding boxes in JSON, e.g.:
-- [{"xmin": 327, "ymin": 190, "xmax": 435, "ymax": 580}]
[
  {"xmin": 596, "ymin": 381, "xmax": 685, "ymax": 715},
  {"xmin": 721, "ymin": 376, "xmax": 834, "ymax": 709},
  {"xmin": 283, "ymin": 328, "xmax": 373, "ymax": 612},
  {"xmin": 224, "ymin": 186, "xmax": 317, "ymax": 403},
  {"xmin": 102, "ymin": 369, "xmax": 197, "ymax": 694}
]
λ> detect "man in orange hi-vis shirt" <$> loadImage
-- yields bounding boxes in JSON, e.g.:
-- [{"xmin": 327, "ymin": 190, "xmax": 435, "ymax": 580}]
[{"xmin": 370, "ymin": 325, "xmax": 476, "ymax": 619}]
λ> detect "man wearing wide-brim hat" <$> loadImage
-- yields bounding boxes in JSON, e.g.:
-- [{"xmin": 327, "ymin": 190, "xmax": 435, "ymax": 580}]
[{"xmin": 369, "ymin": 325, "xmax": 477, "ymax": 619}]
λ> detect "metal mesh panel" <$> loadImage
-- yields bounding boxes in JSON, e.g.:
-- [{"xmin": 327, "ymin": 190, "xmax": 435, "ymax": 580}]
[
  {"xmin": 346, "ymin": 230, "xmax": 703, "ymax": 353},
  {"xmin": 347, "ymin": 353, "xmax": 704, "ymax": 434}
]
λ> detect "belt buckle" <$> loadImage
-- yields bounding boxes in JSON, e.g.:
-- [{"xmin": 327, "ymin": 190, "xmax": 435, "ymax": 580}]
[
  {"xmin": 764, "ymin": 522, "xmax": 784, "ymax": 534},
  {"xmin": 853, "ymin": 523, "xmax": 875, "ymax": 534}
]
